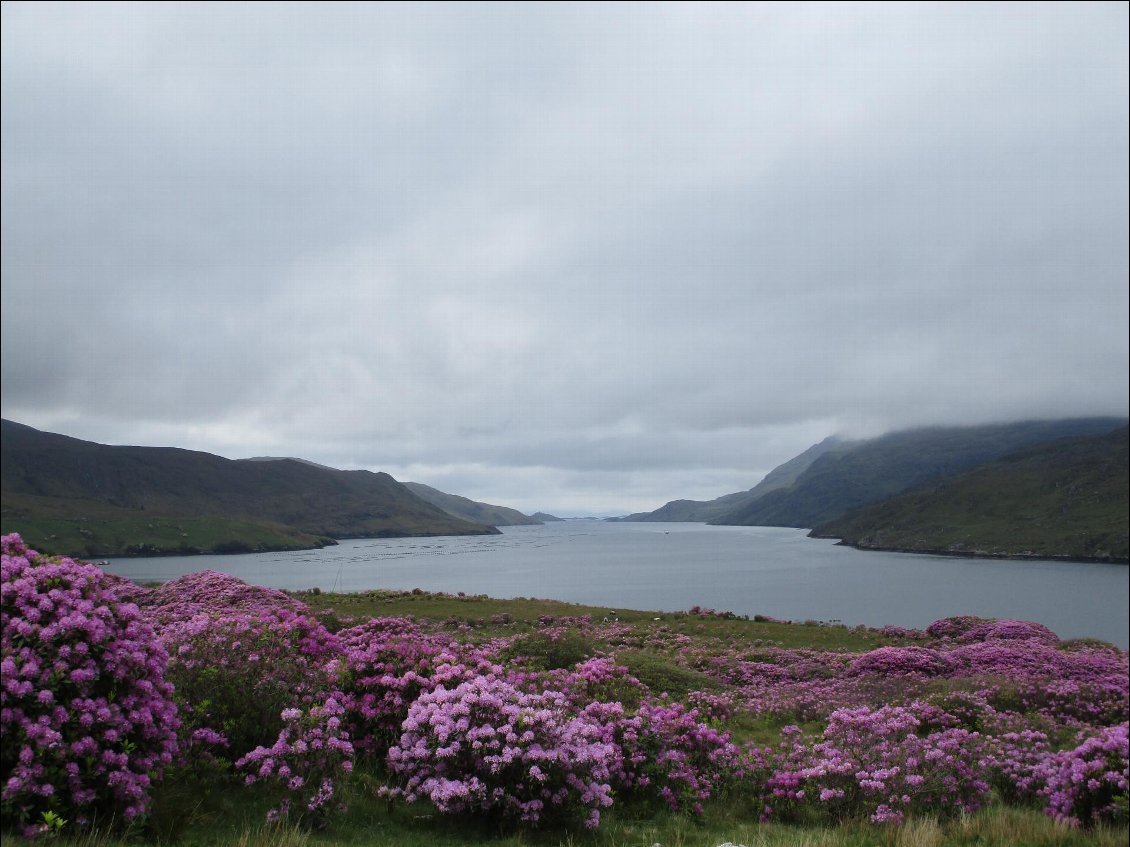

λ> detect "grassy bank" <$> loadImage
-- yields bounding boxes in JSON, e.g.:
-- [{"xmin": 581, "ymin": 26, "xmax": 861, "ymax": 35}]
[
  {"xmin": 0, "ymin": 504, "xmax": 332, "ymax": 558},
  {"xmin": 9, "ymin": 803, "xmax": 1128, "ymax": 847}
]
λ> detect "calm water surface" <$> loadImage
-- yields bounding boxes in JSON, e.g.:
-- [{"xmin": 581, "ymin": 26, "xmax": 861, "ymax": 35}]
[{"xmin": 105, "ymin": 522, "xmax": 1129, "ymax": 647}]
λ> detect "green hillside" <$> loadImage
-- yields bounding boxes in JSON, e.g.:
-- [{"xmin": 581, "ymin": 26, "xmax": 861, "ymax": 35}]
[
  {"xmin": 0, "ymin": 420, "xmax": 499, "ymax": 557},
  {"xmin": 403, "ymin": 481, "xmax": 542, "ymax": 526},
  {"xmin": 0, "ymin": 494, "xmax": 331, "ymax": 558},
  {"xmin": 618, "ymin": 436, "xmax": 848, "ymax": 522},
  {"xmin": 811, "ymin": 426, "xmax": 1129, "ymax": 562},
  {"xmin": 710, "ymin": 418, "xmax": 1126, "ymax": 529}
]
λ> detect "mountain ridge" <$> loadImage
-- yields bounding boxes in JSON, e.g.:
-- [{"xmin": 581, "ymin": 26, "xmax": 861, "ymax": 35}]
[
  {"xmin": 810, "ymin": 425, "xmax": 1129, "ymax": 563},
  {"xmin": 709, "ymin": 418, "xmax": 1127, "ymax": 529},
  {"xmin": 403, "ymin": 482, "xmax": 542, "ymax": 527},
  {"xmin": 0, "ymin": 419, "xmax": 499, "ymax": 557},
  {"xmin": 615, "ymin": 436, "xmax": 849, "ymax": 522}
]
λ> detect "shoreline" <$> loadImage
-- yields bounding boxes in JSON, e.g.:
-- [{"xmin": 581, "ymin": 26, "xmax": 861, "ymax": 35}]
[{"xmin": 810, "ymin": 533, "xmax": 1130, "ymax": 566}]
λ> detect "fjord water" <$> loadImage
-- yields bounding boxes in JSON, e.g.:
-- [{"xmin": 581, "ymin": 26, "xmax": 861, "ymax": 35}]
[{"xmin": 105, "ymin": 522, "xmax": 1129, "ymax": 647}]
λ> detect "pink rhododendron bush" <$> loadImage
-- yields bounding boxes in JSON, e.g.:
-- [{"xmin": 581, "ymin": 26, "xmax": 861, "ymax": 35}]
[
  {"xmin": 382, "ymin": 676, "xmax": 617, "ymax": 828},
  {"xmin": 146, "ymin": 571, "xmax": 341, "ymax": 759},
  {"xmin": 579, "ymin": 699, "xmax": 748, "ymax": 815},
  {"xmin": 0, "ymin": 535, "xmax": 179, "ymax": 831},
  {"xmin": 1042, "ymin": 723, "xmax": 1130, "ymax": 827},
  {"xmin": 766, "ymin": 702, "xmax": 990, "ymax": 824},
  {"xmin": 331, "ymin": 616, "xmax": 494, "ymax": 759},
  {"xmin": 2, "ymin": 534, "xmax": 1127, "ymax": 839},
  {"xmin": 237, "ymin": 694, "xmax": 355, "ymax": 827}
]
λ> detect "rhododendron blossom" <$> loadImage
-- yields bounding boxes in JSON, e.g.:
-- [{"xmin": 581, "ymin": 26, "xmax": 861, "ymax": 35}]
[
  {"xmin": 3, "ymin": 542, "xmax": 1126, "ymax": 836},
  {"xmin": 764, "ymin": 702, "xmax": 990, "ymax": 824},
  {"xmin": 148, "ymin": 572, "xmax": 340, "ymax": 758},
  {"xmin": 383, "ymin": 675, "xmax": 616, "ymax": 828},
  {"xmin": 1, "ymin": 534, "xmax": 179, "ymax": 828},
  {"xmin": 237, "ymin": 695, "xmax": 355, "ymax": 825},
  {"xmin": 333, "ymin": 617, "xmax": 496, "ymax": 758},
  {"xmin": 1041, "ymin": 723, "xmax": 1129, "ymax": 827}
]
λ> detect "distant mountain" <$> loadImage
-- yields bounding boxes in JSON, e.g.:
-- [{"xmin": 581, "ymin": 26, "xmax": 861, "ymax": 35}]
[
  {"xmin": 811, "ymin": 426, "xmax": 1129, "ymax": 562},
  {"xmin": 403, "ymin": 482, "xmax": 542, "ymax": 526},
  {"xmin": 708, "ymin": 418, "xmax": 1127, "ymax": 530},
  {"xmin": 531, "ymin": 512, "xmax": 564, "ymax": 522},
  {"xmin": 0, "ymin": 420, "xmax": 499, "ymax": 557},
  {"xmin": 616, "ymin": 436, "xmax": 848, "ymax": 522},
  {"xmin": 245, "ymin": 455, "xmax": 341, "ymax": 472}
]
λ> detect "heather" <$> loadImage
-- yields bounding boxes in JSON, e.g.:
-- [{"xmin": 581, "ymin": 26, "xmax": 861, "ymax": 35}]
[{"xmin": 2, "ymin": 535, "xmax": 1127, "ymax": 845}]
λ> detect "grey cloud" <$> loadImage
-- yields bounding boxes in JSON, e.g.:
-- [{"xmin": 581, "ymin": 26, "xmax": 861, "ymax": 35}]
[{"xmin": 2, "ymin": 3, "xmax": 1126, "ymax": 515}]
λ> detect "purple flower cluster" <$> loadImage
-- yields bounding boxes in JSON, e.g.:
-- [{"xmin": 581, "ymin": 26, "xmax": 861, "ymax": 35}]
[
  {"xmin": 145, "ymin": 569, "xmax": 310, "ymax": 619},
  {"xmin": 237, "ymin": 695, "xmax": 355, "ymax": 825},
  {"xmin": 520, "ymin": 657, "xmax": 648, "ymax": 711},
  {"xmin": 925, "ymin": 615, "xmax": 1059, "ymax": 645},
  {"xmin": 3, "ymin": 536, "xmax": 1126, "ymax": 836},
  {"xmin": 641, "ymin": 610, "xmax": 1126, "ymax": 827},
  {"xmin": 383, "ymin": 676, "xmax": 616, "ymax": 829},
  {"xmin": 924, "ymin": 615, "xmax": 995, "ymax": 640},
  {"xmin": 135, "ymin": 571, "xmax": 363, "ymax": 826},
  {"xmin": 765, "ymin": 702, "xmax": 990, "ymax": 825},
  {"xmin": 1, "ymin": 534, "xmax": 179, "ymax": 828},
  {"xmin": 946, "ymin": 640, "xmax": 1128, "ymax": 724},
  {"xmin": 672, "ymin": 620, "xmax": 1127, "ymax": 730},
  {"xmin": 583, "ymin": 699, "xmax": 745, "ymax": 815},
  {"xmin": 332, "ymin": 617, "xmax": 494, "ymax": 758},
  {"xmin": 982, "ymin": 728, "xmax": 1054, "ymax": 804},
  {"xmin": 847, "ymin": 645, "xmax": 953, "ymax": 678},
  {"xmin": 148, "ymin": 572, "xmax": 340, "ymax": 759},
  {"xmin": 1042, "ymin": 723, "xmax": 1129, "ymax": 827}
]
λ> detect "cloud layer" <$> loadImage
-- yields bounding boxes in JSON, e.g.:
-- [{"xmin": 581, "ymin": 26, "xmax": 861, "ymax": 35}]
[{"xmin": 3, "ymin": 3, "xmax": 1127, "ymax": 514}]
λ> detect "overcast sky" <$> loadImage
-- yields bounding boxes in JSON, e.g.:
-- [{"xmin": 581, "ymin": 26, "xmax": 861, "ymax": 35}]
[{"xmin": 2, "ymin": 2, "xmax": 1127, "ymax": 516}]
